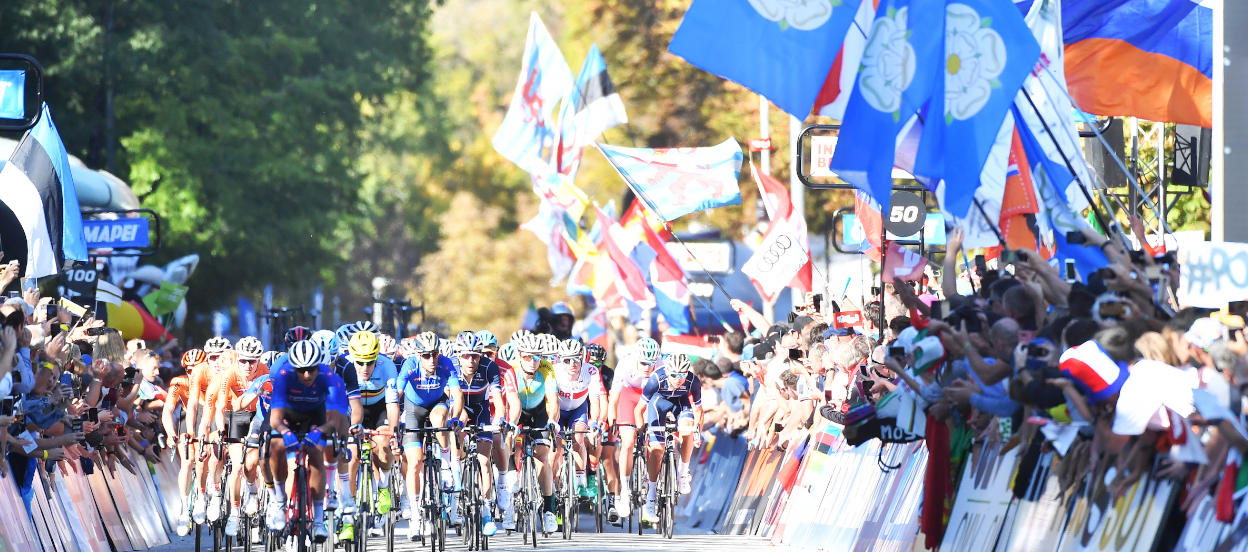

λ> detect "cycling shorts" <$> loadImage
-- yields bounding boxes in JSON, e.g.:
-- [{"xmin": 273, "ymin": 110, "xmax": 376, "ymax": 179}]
[
  {"xmin": 558, "ymin": 401, "xmax": 590, "ymax": 430},
  {"xmin": 245, "ymin": 412, "xmax": 270, "ymax": 449},
  {"xmin": 645, "ymin": 396, "xmax": 695, "ymax": 445},
  {"xmin": 362, "ymin": 401, "xmax": 388, "ymax": 428},
  {"xmin": 518, "ymin": 399, "xmax": 549, "ymax": 428},
  {"xmin": 402, "ymin": 396, "xmax": 449, "ymax": 449},
  {"xmin": 463, "ymin": 402, "xmax": 492, "ymax": 438},
  {"xmin": 615, "ymin": 386, "xmax": 644, "ymax": 427},
  {"xmin": 282, "ymin": 409, "xmax": 327, "ymax": 436},
  {"xmin": 224, "ymin": 410, "xmax": 253, "ymax": 442}
]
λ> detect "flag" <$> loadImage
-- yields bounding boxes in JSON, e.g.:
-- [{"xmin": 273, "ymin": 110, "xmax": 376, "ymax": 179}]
[
  {"xmin": 554, "ymin": 44, "xmax": 628, "ymax": 181},
  {"xmin": 1013, "ymin": 106, "xmax": 1108, "ymax": 280},
  {"xmin": 521, "ymin": 196, "xmax": 576, "ymax": 283},
  {"xmin": 532, "ymin": 170, "xmax": 591, "ymax": 222},
  {"xmin": 1014, "ymin": 0, "xmax": 1093, "ymax": 213},
  {"xmin": 521, "ymin": 300, "xmax": 539, "ymax": 331},
  {"xmin": 660, "ymin": 334, "xmax": 716, "ymax": 359},
  {"xmin": 596, "ymin": 138, "xmax": 743, "ymax": 221},
  {"xmin": 669, "ymin": 0, "xmax": 864, "ymax": 118},
  {"xmin": 142, "ymin": 280, "xmax": 188, "ymax": 317},
  {"xmin": 813, "ymin": 0, "xmax": 876, "ymax": 120},
  {"xmin": 1062, "ymin": 0, "xmax": 1211, "ymax": 127},
  {"xmin": 30, "ymin": 104, "xmax": 86, "ymax": 262},
  {"xmin": 620, "ymin": 199, "xmax": 671, "ymax": 241},
  {"xmin": 853, "ymin": 190, "xmax": 884, "ymax": 260},
  {"xmin": 742, "ymin": 212, "xmax": 811, "ymax": 301},
  {"xmin": 580, "ymin": 305, "xmax": 607, "ymax": 347},
  {"xmin": 595, "ymin": 205, "xmax": 654, "ymax": 307},
  {"xmin": 881, "ymin": 241, "xmax": 929, "ymax": 282},
  {"xmin": 829, "ymin": 0, "xmax": 945, "ymax": 211},
  {"xmin": 96, "ymin": 279, "xmax": 123, "ymax": 306},
  {"xmin": 912, "ymin": 0, "xmax": 1040, "ymax": 219},
  {"xmin": 992, "ymin": 128, "xmax": 1047, "ymax": 257},
  {"xmin": 1059, "ymin": 340, "xmax": 1128, "ymax": 404},
  {"xmin": 937, "ymin": 114, "xmax": 1014, "ymax": 250},
  {"xmin": 628, "ymin": 213, "xmax": 693, "ymax": 335},
  {"xmin": 0, "ymin": 133, "xmax": 66, "ymax": 277},
  {"xmin": 492, "ymin": 12, "xmax": 575, "ymax": 176},
  {"xmin": 750, "ymin": 165, "xmax": 812, "ymax": 294},
  {"xmin": 212, "ymin": 309, "xmax": 232, "ymax": 338}
]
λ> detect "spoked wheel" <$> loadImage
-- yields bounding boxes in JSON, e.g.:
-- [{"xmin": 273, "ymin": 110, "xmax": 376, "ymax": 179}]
[
  {"xmin": 384, "ymin": 511, "xmax": 395, "ymax": 552},
  {"xmin": 593, "ymin": 468, "xmax": 605, "ymax": 533},
  {"xmin": 528, "ymin": 505, "xmax": 539, "ymax": 549}
]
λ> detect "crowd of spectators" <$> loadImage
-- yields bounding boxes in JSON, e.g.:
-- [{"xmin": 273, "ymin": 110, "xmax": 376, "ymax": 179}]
[
  {"xmin": 0, "ymin": 259, "xmax": 177, "ymax": 507},
  {"xmin": 663, "ymin": 221, "xmax": 1247, "ymax": 537}
]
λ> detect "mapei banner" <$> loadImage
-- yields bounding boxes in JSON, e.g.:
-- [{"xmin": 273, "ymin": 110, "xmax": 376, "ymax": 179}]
[{"xmin": 83, "ymin": 217, "xmax": 150, "ymax": 249}]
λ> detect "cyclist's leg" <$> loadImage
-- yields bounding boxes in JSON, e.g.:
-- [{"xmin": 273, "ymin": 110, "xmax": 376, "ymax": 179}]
[{"xmin": 401, "ymin": 402, "xmax": 430, "ymax": 524}]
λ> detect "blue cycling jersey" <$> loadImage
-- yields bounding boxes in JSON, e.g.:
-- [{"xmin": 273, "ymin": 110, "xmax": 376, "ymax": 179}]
[
  {"xmin": 341, "ymin": 355, "xmax": 399, "ymax": 405},
  {"xmin": 325, "ymin": 372, "xmax": 350, "ymax": 415},
  {"xmin": 393, "ymin": 354, "xmax": 460, "ymax": 407},
  {"xmin": 270, "ymin": 366, "xmax": 333, "ymax": 412},
  {"xmin": 639, "ymin": 368, "xmax": 702, "ymax": 408},
  {"xmin": 452, "ymin": 356, "xmax": 501, "ymax": 410}
]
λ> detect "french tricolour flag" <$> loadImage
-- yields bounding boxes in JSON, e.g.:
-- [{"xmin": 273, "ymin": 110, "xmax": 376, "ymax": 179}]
[{"xmin": 1059, "ymin": 340, "xmax": 1130, "ymax": 404}]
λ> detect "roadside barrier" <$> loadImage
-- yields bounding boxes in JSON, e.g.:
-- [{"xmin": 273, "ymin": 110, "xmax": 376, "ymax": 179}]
[
  {"xmin": 0, "ymin": 452, "xmax": 174, "ymax": 552},
  {"xmin": 676, "ymin": 421, "xmax": 1229, "ymax": 550}
]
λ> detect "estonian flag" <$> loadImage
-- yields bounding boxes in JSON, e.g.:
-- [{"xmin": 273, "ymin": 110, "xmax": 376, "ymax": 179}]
[{"xmin": 0, "ymin": 104, "xmax": 85, "ymax": 278}]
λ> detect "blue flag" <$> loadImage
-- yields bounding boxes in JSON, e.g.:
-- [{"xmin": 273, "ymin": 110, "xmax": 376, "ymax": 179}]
[
  {"xmin": 238, "ymin": 297, "xmax": 259, "ymax": 338},
  {"xmin": 1012, "ymin": 107, "xmax": 1108, "ymax": 279},
  {"xmin": 829, "ymin": 0, "xmax": 945, "ymax": 210},
  {"xmin": 913, "ymin": 0, "xmax": 1040, "ymax": 219},
  {"xmin": 669, "ymin": 0, "xmax": 863, "ymax": 118},
  {"xmin": 30, "ymin": 104, "xmax": 87, "ymax": 262},
  {"xmin": 0, "ymin": 70, "xmax": 24, "ymax": 119}
]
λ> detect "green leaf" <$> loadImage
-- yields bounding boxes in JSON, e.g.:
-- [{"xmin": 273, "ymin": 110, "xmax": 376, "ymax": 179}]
[{"xmin": 982, "ymin": 16, "xmax": 992, "ymax": 28}]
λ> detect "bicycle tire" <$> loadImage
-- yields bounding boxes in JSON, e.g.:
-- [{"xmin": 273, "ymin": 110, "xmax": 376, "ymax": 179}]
[
  {"xmin": 384, "ymin": 509, "xmax": 395, "ymax": 552},
  {"xmin": 195, "ymin": 523, "xmax": 203, "ymax": 552},
  {"xmin": 528, "ymin": 504, "xmax": 538, "ymax": 549},
  {"xmin": 593, "ymin": 464, "xmax": 605, "ymax": 533},
  {"xmin": 561, "ymin": 455, "xmax": 574, "ymax": 540}
]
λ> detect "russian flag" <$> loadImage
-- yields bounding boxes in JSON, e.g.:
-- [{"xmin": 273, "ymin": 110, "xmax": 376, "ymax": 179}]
[{"xmin": 1062, "ymin": 0, "xmax": 1212, "ymax": 127}]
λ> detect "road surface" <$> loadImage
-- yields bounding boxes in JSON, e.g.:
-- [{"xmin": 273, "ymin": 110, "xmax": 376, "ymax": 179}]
[{"xmin": 159, "ymin": 512, "xmax": 776, "ymax": 552}]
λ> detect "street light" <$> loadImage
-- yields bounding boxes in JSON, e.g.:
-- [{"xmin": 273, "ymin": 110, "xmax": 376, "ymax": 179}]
[{"xmin": 371, "ymin": 277, "xmax": 388, "ymax": 327}]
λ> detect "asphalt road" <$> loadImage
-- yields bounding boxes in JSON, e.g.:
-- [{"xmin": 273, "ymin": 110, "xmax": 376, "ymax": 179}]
[{"xmin": 160, "ymin": 510, "xmax": 775, "ymax": 552}]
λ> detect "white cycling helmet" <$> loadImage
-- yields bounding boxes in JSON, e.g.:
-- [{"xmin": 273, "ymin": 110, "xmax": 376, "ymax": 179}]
[
  {"xmin": 635, "ymin": 337, "xmax": 660, "ymax": 363},
  {"xmin": 557, "ymin": 338, "xmax": 585, "ymax": 362},
  {"xmin": 356, "ymin": 320, "xmax": 380, "ymax": 335},
  {"xmin": 260, "ymin": 350, "xmax": 280, "ymax": 367},
  {"xmin": 510, "ymin": 329, "xmax": 533, "ymax": 343},
  {"xmin": 310, "ymin": 330, "xmax": 338, "ymax": 360},
  {"xmin": 288, "ymin": 340, "xmax": 322, "ymax": 369},
  {"xmin": 378, "ymin": 334, "xmax": 398, "ymax": 357},
  {"xmin": 438, "ymin": 338, "xmax": 455, "ymax": 359},
  {"xmin": 497, "ymin": 342, "xmax": 519, "ymax": 366},
  {"xmin": 538, "ymin": 334, "xmax": 559, "ymax": 356},
  {"xmin": 514, "ymin": 333, "xmax": 543, "ymax": 355},
  {"xmin": 666, "ymin": 353, "xmax": 692, "ymax": 381},
  {"xmin": 204, "ymin": 336, "xmax": 232, "ymax": 354},
  {"xmin": 412, "ymin": 331, "xmax": 439, "ymax": 354},
  {"xmin": 235, "ymin": 336, "xmax": 264, "ymax": 361},
  {"xmin": 454, "ymin": 331, "xmax": 483, "ymax": 354}
]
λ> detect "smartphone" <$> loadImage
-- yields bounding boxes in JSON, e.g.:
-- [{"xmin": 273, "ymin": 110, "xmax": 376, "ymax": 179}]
[
  {"xmin": 888, "ymin": 346, "xmax": 905, "ymax": 359},
  {"xmin": 6, "ymin": 291, "xmax": 17, "ymax": 299},
  {"xmin": 45, "ymin": 303, "xmax": 57, "ymax": 320},
  {"xmin": 0, "ymin": 397, "xmax": 12, "ymax": 414},
  {"xmin": 824, "ymin": 389, "xmax": 833, "ymax": 402},
  {"xmin": 71, "ymin": 420, "xmax": 83, "ymax": 434},
  {"xmin": 1064, "ymin": 259, "xmax": 1077, "ymax": 283},
  {"xmin": 1001, "ymin": 250, "xmax": 1021, "ymax": 265},
  {"xmin": 11, "ymin": 368, "xmax": 20, "ymax": 384},
  {"xmin": 115, "ymin": 425, "xmax": 126, "ymax": 437},
  {"xmin": 930, "ymin": 300, "xmax": 944, "ymax": 320},
  {"xmin": 1026, "ymin": 344, "xmax": 1050, "ymax": 357},
  {"xmin": 124, "ymin": 366, "xmax": 137, "ymax": 381},
  {"xmin": 1065, "ymin": 230, "xmax": 1087, "ymax": 245},
  {"xmin": 812, "ymin": 294, "xmax": 823, "ymax": 313},
  {"xmin": 974, "ymin": 254, "xmax": 988, "ymax": 275},
  {"xmin": 788, "ymin": 348, "xmax": 804, "ymax": 361},
  {"xmin": 87, "ymin": 407, "xmax": 98, "ymax": 424}
]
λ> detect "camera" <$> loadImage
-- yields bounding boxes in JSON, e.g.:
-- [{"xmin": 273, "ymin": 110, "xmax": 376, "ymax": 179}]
[
  {"xmin": 944, "ymin": 305, "xmax": 984, "ymax": 333},
  {"xmin": 85, "ymin": 326, "xmax": 109, "ymax": 336},
  {"xmin": 86, "ymin": 407, "xmax": 98, "ymax": 424},
  {"xmin": 45, "ymin": 302, "xmax": 57, "ymax": 320},
  {"xmin": 1025, "ymin": 344, "xmax": 1050, "ymax": 358},
  {"xmin": 123, "ymin": 366, "xmax": 137, "ymax": 384},
  {"xmin": 788, "ymin": 348, "xmax": 804, "ymax": 361}
]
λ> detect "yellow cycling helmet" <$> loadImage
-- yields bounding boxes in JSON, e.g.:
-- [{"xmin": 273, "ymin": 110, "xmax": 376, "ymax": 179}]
[{"xmin": 348, "ymin": 331, "xmax": 380, "ymax": 363}]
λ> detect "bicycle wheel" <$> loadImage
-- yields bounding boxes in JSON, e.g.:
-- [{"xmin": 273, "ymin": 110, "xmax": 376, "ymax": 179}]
[
  {"xmin": 632, "ymin": 455, "xmax": 646, "ymax": 535},
  {"xmin": 560, "ymin": 458, "xmax": 574, "ymax": 540},
  {"xmin": 662, "ymin": 450, "xmax": 677, "ymax": 539},
  {"xmin": 593, "ymin": 465, "xmax": 605, "ymax": 533},
  {"xmin": 196, "ymin": 523, "xmax": 204, "ymax": 552},
  {"xmin": 527, "ymin": 504, "xmax": 538, "ymax": 549}
]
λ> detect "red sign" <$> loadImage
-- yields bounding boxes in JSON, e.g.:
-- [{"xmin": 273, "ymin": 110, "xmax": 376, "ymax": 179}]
[
  {"xmin": 748, "ymin": 137, "xmax": 772, "ymax": 152},
  {"xmin": 833, "ymin": 310, "xmax": 863, "ymax": 329}
]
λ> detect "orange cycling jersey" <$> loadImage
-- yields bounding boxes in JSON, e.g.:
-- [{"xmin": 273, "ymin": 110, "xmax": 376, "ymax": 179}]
[
  {"xmin": 188, "ymin": 359, "xmax": 215, "ymax": 406},
  {"xmin": 167, "ymin": 375, "xmax": 191, "ymax": 408},
  {"xmin": 206, "ymin": 351, "xmax": 265, "ymax": 413}
]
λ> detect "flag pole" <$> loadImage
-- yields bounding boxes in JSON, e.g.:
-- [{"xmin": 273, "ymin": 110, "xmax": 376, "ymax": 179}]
[{"xmin": 1035, "ymin": 66, "xmax": 1172, "ymax": 237}]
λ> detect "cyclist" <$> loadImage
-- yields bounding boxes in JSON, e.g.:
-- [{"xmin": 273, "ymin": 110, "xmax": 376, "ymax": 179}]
[
  {"xmin": 390, "ymin": 331, "xmax": 461, "ymax": 542},
  {"xmin": 506, "ymin": 332, "xmax": 560, "ymax": 534},
  {"xmin": 491, "ymin": 340, "xmax": 522, "ymax": 523},
  {"xmin": 338, "ymin": 330, "xmax": 399, "ymax": 542},
  {"xmin": 585, "ymin": 343, "xmax": 617, "ymax": 513},
  {"xmin": 205, "ymin": 343, "xmax": 265, "ymax": 537},
  {"xmin": 241, "ymin": 353, "xmax": 276, "ymax": 534},
  {"xmin": 168, "ymin": 348, "xmax": 205, "ymax": 535},
  {"xmin": 188, "ymin": 335, "xmax": 231, "ymax": 524},
  {"xmin": 267, "ymin": 340, "xmax": 348, "ymax": 541},
  {"xmin": 449, "ymin": 331, "xmax": 505, "ymax": 536},
  {"xmin": 552, "ymin": 338, "xmax": 603, "ymax": 499},
  {"xmin": 636, "ymin": 353, "xmax": 702, "ymax": 523},
  {"xmin": 607, "ymin": 337, "xmax": 659, "ymax": 518}
]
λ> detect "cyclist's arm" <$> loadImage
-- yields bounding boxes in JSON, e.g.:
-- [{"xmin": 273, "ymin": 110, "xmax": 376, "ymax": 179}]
[
  {"xmin": 606, "ymin": 387, "xmax": 620, "ymax": 426},
  {"xmin": 544, "ymin": 379, "xmax": 559, "ymax": 422},
  {"xmin": 269, "ymin": 374, "xmax": 291, "ymax": 434},
  {"xmin": 635, "ymin": 376, "xmax": 658, "ymax": 426},
  {"xmin": 349, "ymin": 397, "xmax": 364, "ymax": 427},
  {"xmin": 588, "ymin": 371, "xmax": 603, "ymax": 424},
  {"xmin": 385, "ymin": 377, "xmax": 401, "ymax": 433},
  {"xmin": 445, "ymin": 366, "xmax": 463, "ymax": 417},
  {"xmin": 161, "ymin": 397, "xmax": 179, "ymax": 442}
]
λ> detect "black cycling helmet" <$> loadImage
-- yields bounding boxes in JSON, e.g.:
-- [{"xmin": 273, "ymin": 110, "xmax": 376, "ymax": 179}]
[
  {"xmin": 283, "ymin": 326, "xmax": 313, "ymax": 349},
  {"xmin": 586, "ymin": 343, "xmax": 607, "ymax": 366}
]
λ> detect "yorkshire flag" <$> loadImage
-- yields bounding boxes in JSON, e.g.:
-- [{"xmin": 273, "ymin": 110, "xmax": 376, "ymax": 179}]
[{"xmin": 0, "ymin": 104, "xmax": 86, "ymax": 278}]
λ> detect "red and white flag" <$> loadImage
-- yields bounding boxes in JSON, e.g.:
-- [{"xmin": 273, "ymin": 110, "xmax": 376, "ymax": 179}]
[
  {"xmin": 881, "ymin": 242, "xmax": 928, "ymax": 282},
  {"xmin": 743, "ymin": 165, "xmax": 811, "ymax": 301}
]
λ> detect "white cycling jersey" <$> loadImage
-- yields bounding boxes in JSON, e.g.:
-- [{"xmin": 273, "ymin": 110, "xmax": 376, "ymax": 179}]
[
  {"xmin": 555, "ymin": 362, "xmax": 604, "ymax": 410},
  {"xmin": 613, "ymin": 351, "xmax": 654, "ymax": 390}
]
